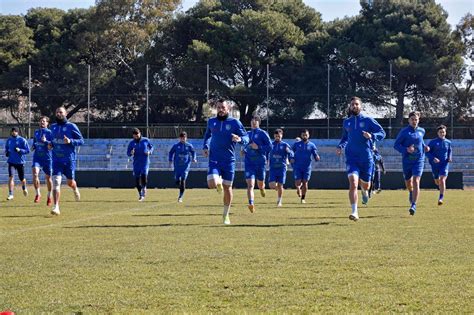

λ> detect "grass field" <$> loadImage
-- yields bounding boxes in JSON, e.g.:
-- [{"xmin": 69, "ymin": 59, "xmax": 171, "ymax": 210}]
[{"xmin": 0, "ymin": 187, "xmax": 473, "ymax": 313}]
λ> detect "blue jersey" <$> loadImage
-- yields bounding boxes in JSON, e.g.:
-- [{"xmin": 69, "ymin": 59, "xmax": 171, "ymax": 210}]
[
  {"xmin": 127, "ymin": 137, "xmax": 153, "ymax": 169},
  {"xmin": 5, "ymin": 135, "xmax": 30, "ymax": 164},
  {"xmin": 32, "ymin": 128, "xmax": 53, "ymax": 161},
  {"xmin": 50, "ymin": 121, "xmax": 84, "ymax": 162},
  {"xmin": 292, "ymin": 140, "xmax": 319, "ymax": 169},
  {"xmin": 426, "ymin": 138, "xmax": 452, "ymax": 164},
  {"xmin": 394, "ymin": 126, "xmax": 426, "ymax": 161},
  {"xmin": 169, "ymin": 142, "xmax": 196, "ymax": 169},
  {"xmin": 244, "ymin": 128, "xmax": 272, "ymax": 166},
  {"xmin": 269, "ymin": 140, "xmax": 293, "ymax": 170},
  {"xmin": 203, "ymin": 116, "xmax": 249, "ymax": 163},
  {"xmin": 338, "ymin": 114, "xmax": 386, "ymax": 163}
]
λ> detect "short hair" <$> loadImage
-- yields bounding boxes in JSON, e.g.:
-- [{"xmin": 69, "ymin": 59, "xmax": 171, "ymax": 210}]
[
  {"xmin": 251, "ymin": 116, "xmax": 261, "ymax": 123},
  {"xmin": 56, "ymin": 106, "xmax": 67, "ymax": 113},
  {"xmin": 301, "ymin": 128, "xmax": 310, "ymax": 134},
  {"xmin": 274, "ymin": 128, "xmax": 283, "ymax": 135},
  {"xmin": 40, "ymin": 116, "xmax": 50, "ymax": 123},
  {"xmin": 351, "ymin": 96, "xmax": 362, "ymax": 103},
  {"xmin": 179, "ymin": 131, "xmax": 187, "ymax": 137},
  {"xmin": 11, "ymin": 127, "xmax": 19, "ymax": 133},
  {"xmin": 437, "ymin": 124, "xmax": 447, "ymax": 131},
  {"xmin": 132, "ymin": 128, "xmax": 141, "ymax": 135},
  {"xmin": 408, "ymin": 111, "xmax": 421, "ymax": 119}
]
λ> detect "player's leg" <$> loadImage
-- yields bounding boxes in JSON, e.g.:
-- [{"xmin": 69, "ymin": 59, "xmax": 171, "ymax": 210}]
[
  {"xmin": 65, "ymin": 161, "xmax": 80, "ymax": 201},
  {"xmin": 17, "ymin": 164, "xmax": 28, "ymax": 196},
  {"xmin": 207, "ymin": 161, "xmax": 222, "ymax": 192},
  {"xmin": 140, "ymin": 172, "xmax": 148, "ymax": 198},
  {"xmin": 348, "ymin": 172, "xmax": 359, "ymax": 221},
  {"xmin": 359, "ymin": 161, "xmax": 373, "ymax": 205},
  {"xmin": 403, "ymin": 162, "xmax": 414, "ymax": 205},
  {"xmin": 438, "ymin": 175, "xmax": 447, "ymax": 205},
  {"xmin": 7, "ymin": 163, "xmax": 14, "ymax": 200},
  {"xmin": 245, "ymin": 164, "xmax": 256, "ymax": 212},
  {"xmin": 178, "ymin": 170, "xmax": 189, "ymax": 202},
  {"xmin": 42, "ymin": 160, "xmax": 53, "ymax": 206},
  {"xmin": 32, "ymin": 163, "xmax": 41, "ymax": 202},
  {"xmin": 256, "ymin": 165, "xmax": 266, "ymax": 197},
  {"xmin": 277, "ymin": 172, "xmax": 286, "ymax": 206},
  {"xmin": 409, "ymin": 161, "xmax": 424, "ymax": 215},
  {"xmin": 221, "ymin": 162, "xmax": 235, "ymax": 224},
  {"xmin": 300, "ymin": 168, "xmax": 311, "ymax": 203}
]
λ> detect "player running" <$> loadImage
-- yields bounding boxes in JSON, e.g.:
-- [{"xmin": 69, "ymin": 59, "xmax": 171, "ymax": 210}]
[
  {"xmin": 336, "ymin": 97, "xmax": 385, "ymax": 221},
  {"xmin": 269, "ymin": 129, "xmax": 294, "ymax": 207},
  {"xmin": 290, "ymin": 129, "xmax": 320, "ymax": 204},
  {"xmin": 127, "ymin": 128, "xmax": 153, "ymax": 202},
  {"xmin": 168, "ymin": 131, "xmax": 196, "ymax": 203},
  {"xmin": 5, "ymin": 127, "xmax": 30, "ymax": 200},
  {"xmin": 32, "ymin": 116, "xmax": 53, "ymax": 205},
  {"xmin": 426, "ymin": 125, "xmax": 452, "ymax": 205},
  {"xmin": 203, "ymin": 99, "xmax": 249, "ymax": 225},
  {"xmin": 394, "ymin": 111, "xmax": 429, "ymax": 216},
  {"xmin": 242, "ymin": 116, "xmax": 272, "ymax": 213},
  {"xmin": 50, "ymin": 106, "xmax": 84, "ymax": 215}
]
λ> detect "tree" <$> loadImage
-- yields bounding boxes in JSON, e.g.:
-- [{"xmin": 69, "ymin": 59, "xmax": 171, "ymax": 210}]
[
  {"xmin": 329, "ymin": 0, "xmax": 464, "ymax": 124},
  {"xmin": 0, "ymin": 15, "xmax": 35, "ymax": 124}
]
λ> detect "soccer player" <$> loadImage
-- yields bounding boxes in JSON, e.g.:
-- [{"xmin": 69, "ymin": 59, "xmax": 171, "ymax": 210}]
[
  {"xmin": 5, "ymin": 127, "xmax": 30, "ymax": 200},
  {"xmin": 242, "ymin": 116, "xmax": 272, "ymax": 213},
  {"xmin": 127, "ymin": 128, "xmax": 153, "ymax": 202},
  {"xmin": 269, "ymin": 129, "xmax": 294, "ymax": 207},
  {"xmin": 290, "ymin": 129, "xmax": 320, "ymax": 204},
  {"xmin": 393, "ymin": 111, "xmax": 429, "ymax": 216},
  {"xmin": 426, "ymin": 125, "xmax": 452, "ymax": 205},
  {"xmin": 50, "ymin": 106, "xmax": 84, "ymax": 215},
  {"xmin": 32, "ymin": 116, "xmax": 53, "ymax": 205},
  {"xmin": 336, "ymin": 97, "xmax": 386, "ymax": 221},
  {"xmin": 168, "ymin": 131, "xmax": 196, "ymax": 202},
  {"xmin": 203, "ymin": 99, "xmax": 249, "ymax": 225}
]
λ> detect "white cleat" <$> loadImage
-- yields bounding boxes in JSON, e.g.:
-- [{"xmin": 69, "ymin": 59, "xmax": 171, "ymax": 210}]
[
  {"xmin": 223, "ymin": 214, "xmax": 231, "ymax": 225},
  {"xmin": 216, "ymin": 183, "xmax": 223, "ymax": 194},
  {"xmin": 6, "ymin": 195, "xmax": 14, "ymax": 201},
  {"xmin": 23, "ymin": 189, "xmax": 28, "ymax": 197},
  {"xmin": 51, "ymin": 206, "xmax": 60, "ymax": 216},
  {"xmin": 178, "ymin": 198, "xmax": 183, "ymax": 203},
  {"xmin": 349, "ymin": 213, "xmax": 359, "ymax": 221},
  {"xmin": 138, "ymin": 196, "xmax": 144, "ymax": 202},
  {"xmin": 301, "ymin": 199, "xmax": 306, "ymax": 204},
  {"xmin": 74, "ymin": 189, "xmax": 81, "ymax": 201},
  {"xmin": 277, "ymin": 202, "xmax": 282, "ymax": 207}
]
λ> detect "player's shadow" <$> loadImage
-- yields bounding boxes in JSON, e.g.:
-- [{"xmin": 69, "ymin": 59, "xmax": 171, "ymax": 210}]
[
  {"xmin": 64, "ymin": 223, "xmax": 201, "ymax": 229},
  {"xmin": 132, "ymin": 213, "xmax": 221, "ymax": 217},
  {"xmin": 206, "ymin": 222, "xmax": 333, "ymax": 228},
  {"xmin": 289, "ymin": 215, "xmax": 393, "ymax": 220}
]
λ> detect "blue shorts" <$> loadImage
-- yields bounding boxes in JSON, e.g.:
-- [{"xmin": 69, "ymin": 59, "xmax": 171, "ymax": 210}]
[
  {"xmin": 244, "ymin": 162, "xmax": 266, "ymax": 181},
  {"xmin": 402, "ymin": 159, "xmax": 424, "ymax": 180},
  {"xmin": 207, "ymin": 160, "xmax": 235, "ymax": 185},
  {"xmin": 32, "ymin": 158, "xmax": 52, "ymax": 176},
  {"xmin": 430, "ymin": 162, "xmax": 449, "ymax": 179},
  {"xmin": 133, "ymin": 165, "xmax": 149, "ymax": 177},
  {"xmin": 174, "ymin": 167, "xmax": 190, "ymax": 181},
  {"xmin": 346, "ymin": 160, "xmax": 374, "ymax": 183},
  {"xmin": 293, "ymin": 166, "xmax": 311, "ymax": 181},
  {"xmin": 269, "ymin": 168, "xmax": 287, "ymax": 184},
  {"xmin": 52, "ymin": 160, "xmax": 76, "ymax": 180}
]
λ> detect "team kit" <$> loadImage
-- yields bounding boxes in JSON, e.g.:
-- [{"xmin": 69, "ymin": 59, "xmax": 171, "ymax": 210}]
[{"xmin": 5, "ymin": 98, "xmax": 452, "ymax": 224}]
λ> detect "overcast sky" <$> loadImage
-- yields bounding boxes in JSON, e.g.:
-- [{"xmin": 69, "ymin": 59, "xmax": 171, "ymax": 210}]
[{"xmin": 1, "ymin": 0, "xmax": 472, "ymax": 27}]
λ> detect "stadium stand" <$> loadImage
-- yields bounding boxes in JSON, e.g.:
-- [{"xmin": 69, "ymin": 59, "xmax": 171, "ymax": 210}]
[{"xmin": 0, "ymin": 138, "xmax": 472, "ymax": 187}]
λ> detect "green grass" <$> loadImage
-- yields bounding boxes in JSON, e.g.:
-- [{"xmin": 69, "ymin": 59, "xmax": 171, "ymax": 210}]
[{"xmin": 0, "ymin": 187, "xmax": 473, "ymax": 313}]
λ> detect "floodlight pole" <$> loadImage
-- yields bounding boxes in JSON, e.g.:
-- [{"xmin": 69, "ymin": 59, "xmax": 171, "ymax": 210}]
[
  {"xmin": 206, "ymin": 64, "xmax": 210, "ymax": 104},
  {"xmin": 28, "ymin": 65, "xmax": 32, "ymax": 138},
  {"xmin": 389, "ymin": 61, "xmax": 393, "ymax": 138},
  {"xmin": 146, "ymin": 64, "xmax": 149, "ymax": 138},
  {"xmin": 327, "ymin": 64, "xmax": 330, "ymax": 139},
  {"xmin": 266, "ymin": 64, "xmax": 269, "ymax": 132},
  {"xmin": 87, "ymin": 64, "xmax": 90, "ymax": 139}
]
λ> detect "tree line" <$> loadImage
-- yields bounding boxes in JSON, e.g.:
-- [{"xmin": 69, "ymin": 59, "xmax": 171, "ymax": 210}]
[{"xmin": 0, "ymin": 0, "xmax": 472, "ymax": 126}]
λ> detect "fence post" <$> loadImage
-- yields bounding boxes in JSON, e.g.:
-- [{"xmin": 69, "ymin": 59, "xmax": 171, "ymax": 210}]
[
  {"xmin": 266, "ymin": 64, "xmax": 269, "ymax": 132},
  {"xmin": 146, "ymin": 64, "xmax": 149, "ymax": 138},
  {"xmin": 28, "ymin": 65, "xmax": 32, "ymax": 138},
  {"xmin": 87, "ymin": 64, "xmax": 91, "ymax": 139},
  {"xmin": 327, "ymin": 64, "xmax": 330, "ymax": 139}
]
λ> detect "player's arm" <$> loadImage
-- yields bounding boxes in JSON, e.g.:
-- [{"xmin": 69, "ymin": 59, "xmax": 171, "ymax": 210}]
[
  {"xmin": 126, "ymin": 141, "xmax": 134, "ymax": 157},
  {"xmin": 369, "ymin": 118, "xmax": 386, "ymax": 142},
  {"xmin": 234, "ymin": 121, "xmax": 249, "ymax": 145},
  {"xmin": 19, "ymin": 138, "xmax": 31, "ymax": 155},
  {"xmin": 203, "ymin": 121, "xmax": 212, "ymax": 151},
  {"xmin": 146, "ymin": 140, "xmax": 153, "ymax": 155},
  {"xmin": 190, "ymin": 144, "xmax": 197, "ymax": 162},
  {"xmin": 312, "ymin": 144, "xmax": 320, "ymax": 161},
  {"xmin": 425, "ymin": 139, "xmax": 435, "ymax": 160},
  {"xmin": 69, "ymin": 125, "xmax": 85, "ymax": 147},
  {"xmin": 260, "ymin": 132, "xmax": 273, "ymax": 154},
  {"xmin": 336, "ymin": 127, "xmax": 348, "ymax": 155},
  {"xmin": 168, "ymin": 144, "xmax": 175, "ymax": 163},
  {"xmin": 393, "ymin": 130, "xmax": 407, "ymax": 154},
  {"xmin": 447, "ymin": 141, "xmax": 452, "ymax": 162}
]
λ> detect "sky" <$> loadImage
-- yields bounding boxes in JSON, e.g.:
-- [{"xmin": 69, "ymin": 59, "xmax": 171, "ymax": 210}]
[{"xmin": 1, "ymin": 0, "xmax": 472, "ymax": 27}]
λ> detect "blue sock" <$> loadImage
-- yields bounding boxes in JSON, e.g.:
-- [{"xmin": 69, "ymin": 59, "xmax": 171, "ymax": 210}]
[
  {"xmin": 179, "ymin": 192, "xmax": 183, "ymax": 198},
  {"xmin": 411, "ymin": 202, "xmax": 416, "ymax": 209},
  {"xmin": 439, "ymin": 194, "xmax": 444, "ymax": 200},
  {"xmin": 22, "ymin": 185, "xmax": 26, "ymax": 190},
  {"xmin": 409, "ymin": 191, "xmax": 413, "ymax": 202},
  {"xmin": 9, "ymin": 190, "xmax": 13, "ymax": 195},
  {"xmin": 249, "ymin": 199, "xmax": 254, "ymax": 205}
]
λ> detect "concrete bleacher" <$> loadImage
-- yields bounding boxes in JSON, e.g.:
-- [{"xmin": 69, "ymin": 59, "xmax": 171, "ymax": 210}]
[{"xmin": 0, "ymin": 138, "xmax": 472, "ymax": 187}]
